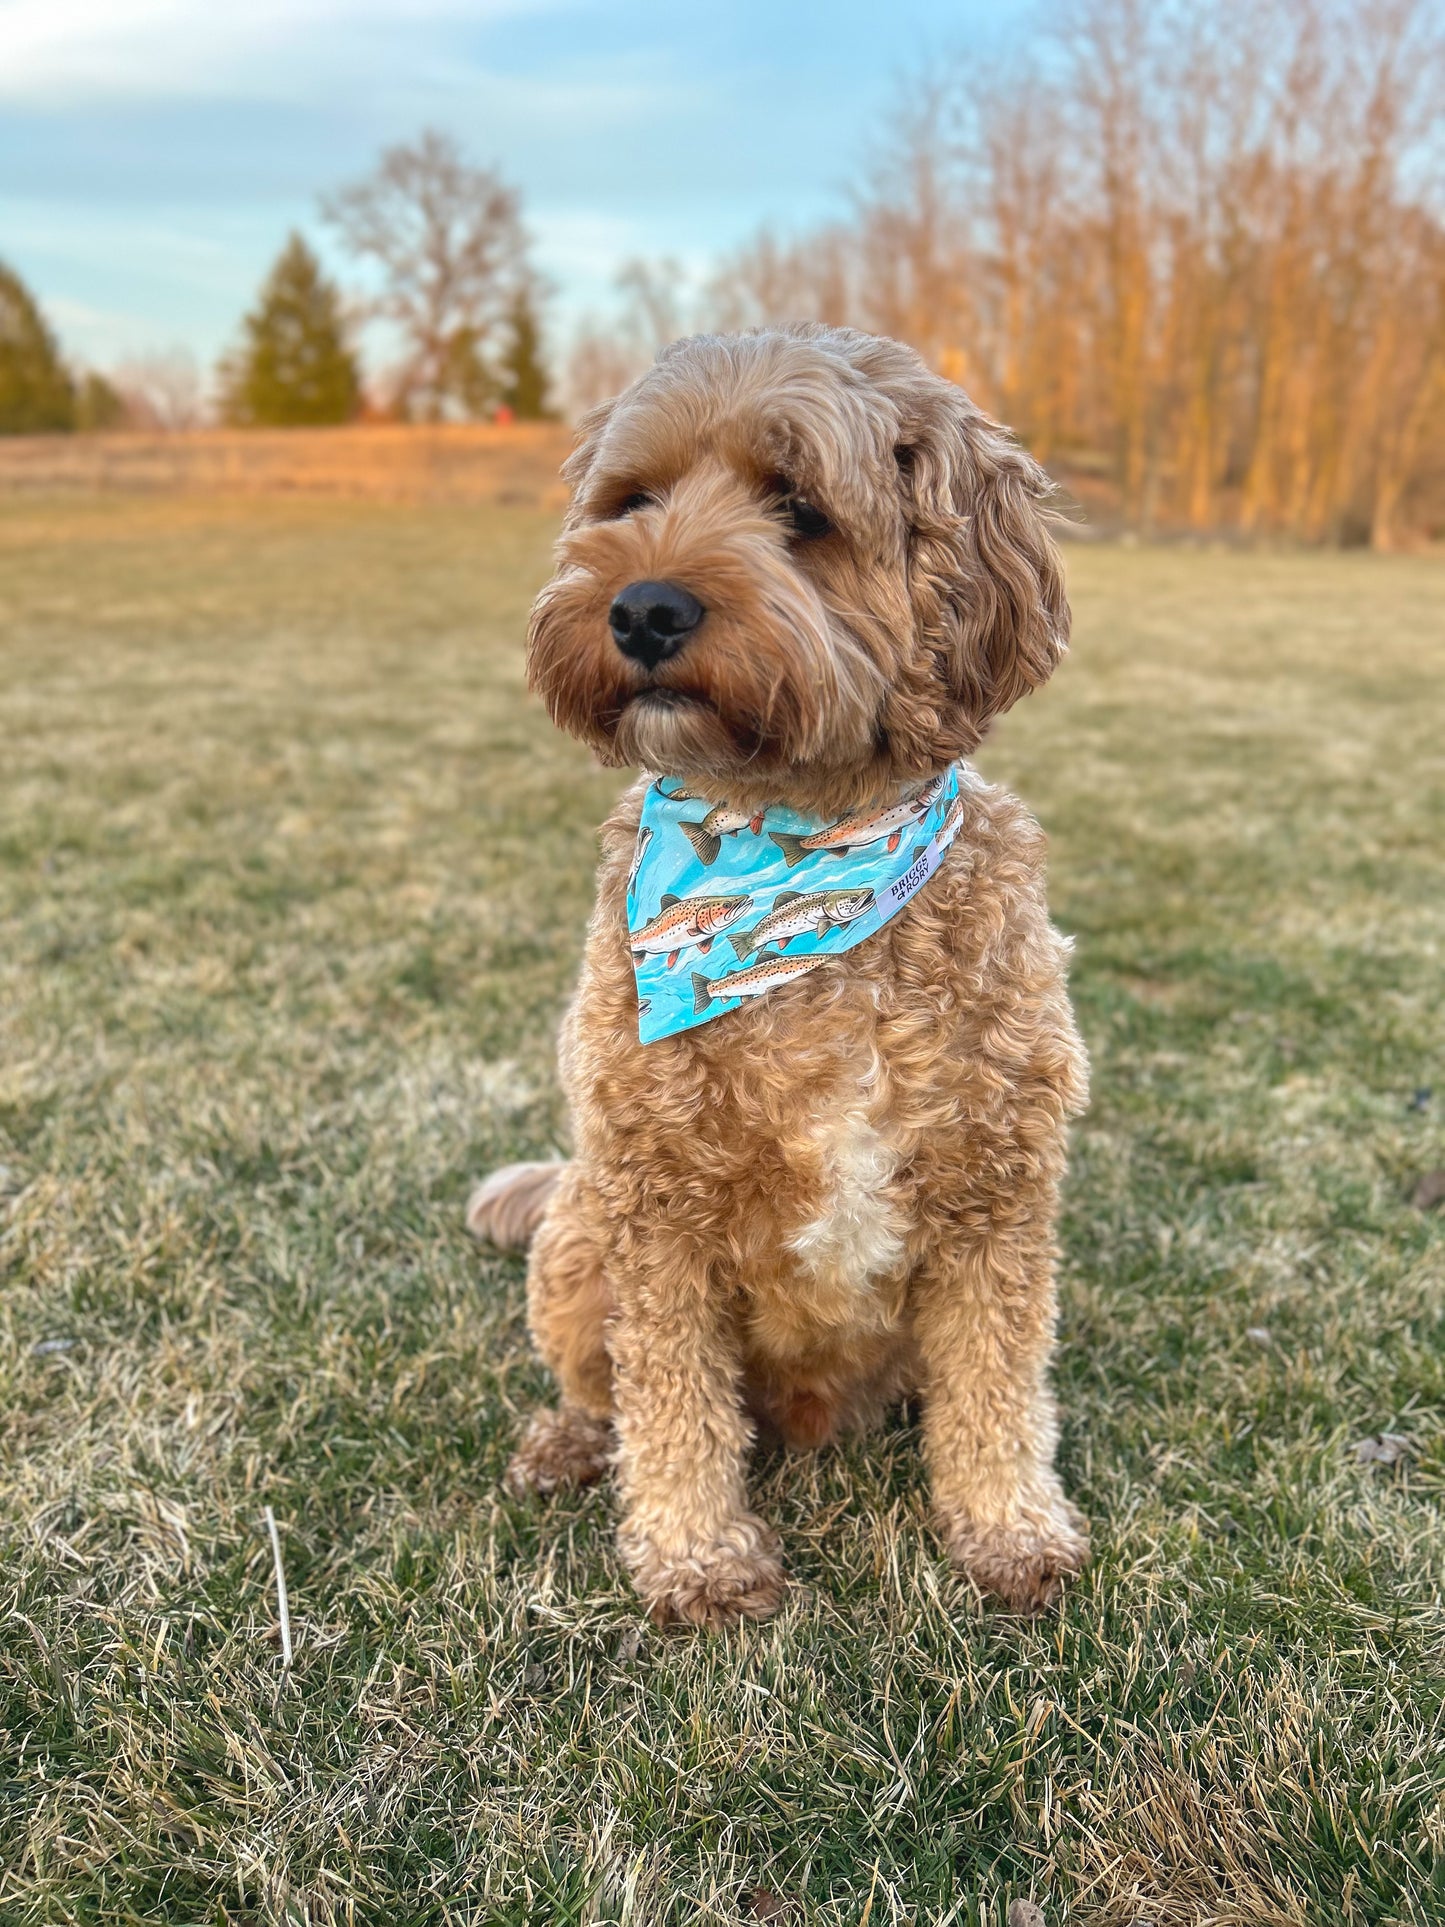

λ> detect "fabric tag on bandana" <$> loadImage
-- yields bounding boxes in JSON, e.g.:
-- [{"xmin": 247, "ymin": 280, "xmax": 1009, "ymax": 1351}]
[{"xmin": 626, "ymin": 760, "xmax": 982, "ymax": 1043}]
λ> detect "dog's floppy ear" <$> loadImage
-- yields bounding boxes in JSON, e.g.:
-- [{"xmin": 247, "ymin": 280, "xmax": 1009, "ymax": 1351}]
[
  {"xmin": 898, "ymin": 379, "xmax": 1069, "ymax": 748},
  {"xmin": 558, "ymin": 393, "xmax": 620, "ymax": 530}
]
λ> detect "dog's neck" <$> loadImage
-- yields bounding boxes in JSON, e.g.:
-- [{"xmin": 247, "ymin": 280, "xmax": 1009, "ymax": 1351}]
[{"xmin": 645, "ymin": 757, "xmax": 944, "ymax": 822}]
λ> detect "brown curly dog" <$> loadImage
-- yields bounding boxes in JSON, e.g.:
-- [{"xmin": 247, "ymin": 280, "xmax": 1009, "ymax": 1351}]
[{"xmin": 469, "ymin": 325, "xmax": 1089, "ymax": 1627}]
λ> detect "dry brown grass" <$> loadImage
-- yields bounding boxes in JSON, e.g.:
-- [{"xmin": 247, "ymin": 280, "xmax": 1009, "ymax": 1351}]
[{"xmin": 0, "ymin": 423, "xmax": 574, "ymax": 505}]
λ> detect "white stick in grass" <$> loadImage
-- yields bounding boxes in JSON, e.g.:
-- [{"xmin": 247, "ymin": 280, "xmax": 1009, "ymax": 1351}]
[{"xmin": 263, "ymin": 1506, "xmax": 292, "ymax": 1668}]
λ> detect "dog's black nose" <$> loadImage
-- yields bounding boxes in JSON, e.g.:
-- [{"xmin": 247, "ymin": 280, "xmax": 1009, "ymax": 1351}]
[{"xmin": 608, "ymin": 580, "xmax": 704, "ymax": 671}]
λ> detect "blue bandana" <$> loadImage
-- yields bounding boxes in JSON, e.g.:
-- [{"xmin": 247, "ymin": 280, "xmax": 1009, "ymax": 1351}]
[{"xmin": 626, "ymin": 761, "xmax": 980, "ymax": 1042}]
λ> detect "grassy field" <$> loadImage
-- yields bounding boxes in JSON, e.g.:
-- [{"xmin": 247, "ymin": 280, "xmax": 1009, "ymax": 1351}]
[{"xmin": 1, "ymin": 494, "xmax": 1442, "ymax": 1927}]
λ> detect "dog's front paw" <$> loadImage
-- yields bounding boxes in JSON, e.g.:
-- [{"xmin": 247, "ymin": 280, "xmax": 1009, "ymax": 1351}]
[
  {"xmin": 506, "ymin": 1405, "xmax": 613, "ymax": 1496},
  {"xmin": 619, "ymin": 1516, "xmax": 787, "ymax": 1630},
  {"xmin": 943, "ymin": 1498, "xmax": 1089, "ymax": 1615}
]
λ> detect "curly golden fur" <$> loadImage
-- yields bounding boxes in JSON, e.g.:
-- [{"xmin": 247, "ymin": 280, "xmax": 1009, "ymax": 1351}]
[{"xmin": 472, "ymin": 325, "xmax": 1089, "ymax": 1626}]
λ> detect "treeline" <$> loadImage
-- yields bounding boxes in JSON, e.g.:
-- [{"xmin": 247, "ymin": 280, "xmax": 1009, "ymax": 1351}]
[
  {"xmin": 577, "ymin": 0, "xmax": 1445, "ymax": 547},
  {"xmin": 0, "ymin": 131, "xmax": 557, "ymax": 435},
  {"xmin": 7, "ymin": 3, "xmax": 1442, "ymax": 542}
]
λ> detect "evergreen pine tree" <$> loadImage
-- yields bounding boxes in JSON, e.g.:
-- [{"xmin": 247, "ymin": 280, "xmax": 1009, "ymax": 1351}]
[
  {"xmin": 0, "ymin": 262, "xmax": 75, "ymax": 433},
  {"xmin": 221, "ymin": 234, "xmax": 360, "ymax": 426},
  {"xmin": 498, "ymin": 284, "xmax": 554, "ymax": 420}
]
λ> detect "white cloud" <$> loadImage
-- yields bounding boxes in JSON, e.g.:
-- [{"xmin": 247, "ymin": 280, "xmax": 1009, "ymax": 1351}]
[{"xmin": 0, "ymin": 1, "xmax": 564, "ymax": 102}]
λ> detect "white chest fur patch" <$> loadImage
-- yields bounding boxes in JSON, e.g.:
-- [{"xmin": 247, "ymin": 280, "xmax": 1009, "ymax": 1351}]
[{"xmin": 788, "ymin": 1099, "xmax": 906, "ymax": 1296}]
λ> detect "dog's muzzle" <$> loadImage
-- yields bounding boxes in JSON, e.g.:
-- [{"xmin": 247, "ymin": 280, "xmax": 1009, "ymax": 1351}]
[{"xmin": 609, "ymin": 579, "xmax": 705, "ymax": 672}]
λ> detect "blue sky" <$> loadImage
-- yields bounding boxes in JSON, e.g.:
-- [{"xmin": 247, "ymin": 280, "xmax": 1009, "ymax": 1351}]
[{"xmin": 0, "ymin": 0, "xmax": 1026, "ymax": 376}]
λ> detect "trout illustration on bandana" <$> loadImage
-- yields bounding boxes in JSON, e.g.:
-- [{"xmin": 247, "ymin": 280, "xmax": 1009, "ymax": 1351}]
[{"xmin": 627, "ymin": 761, "xmax": 983, "ymax": 1042}]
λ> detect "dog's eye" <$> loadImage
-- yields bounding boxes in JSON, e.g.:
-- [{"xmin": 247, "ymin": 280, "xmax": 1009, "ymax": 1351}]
[
  {"xmin": 610, "ymin": 491, "xmax": 654, "ymax": 518},
  {"xmin": 784, "ymin": 496, "xmax": 832, "ymax": 541}
]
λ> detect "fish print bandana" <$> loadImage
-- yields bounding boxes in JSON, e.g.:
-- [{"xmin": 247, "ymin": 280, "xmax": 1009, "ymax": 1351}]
[{"xmin": 627, "ymin": 760, "xmax": 982, "ymax": 1043}]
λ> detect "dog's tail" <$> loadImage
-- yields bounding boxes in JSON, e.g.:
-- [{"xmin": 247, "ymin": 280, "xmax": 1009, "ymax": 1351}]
[
  {"xmin": 679, "ymin": 821, "xmax": 722, "ymax": 866},
  {"xmin": 465, "ymin": 1161, "xmax": 566, "ymax": 1253},
  {"xmin": 768, "ymin": 831, "xmax": 809, "ymax": 869}
]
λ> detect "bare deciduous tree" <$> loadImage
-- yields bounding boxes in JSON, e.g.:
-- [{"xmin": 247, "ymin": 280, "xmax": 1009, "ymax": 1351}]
[
  {"xmin": 705, "ymin": 226, "xmax": 856, "ymax": 334},
  {"xmin": 614, "ymin": 257, "xmax": 687, "ymax": 362},
  {"xmin": 686, "ymin": 0, "xmax": 1445, "ymax": 546},
  {"xmin": 322, "ymin": 129, "xmax": 528, "ymax": 421},
  {"xmin": 110, "ymin": 349, "xmax": 207, "ymax": 431},
  {"xmin": 562, "ymin": 258, "xmax": 692, "ymax": 416},
  {"xmin": 564, "ymin": 325, "xmax": 643, "ymax": 417}
]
